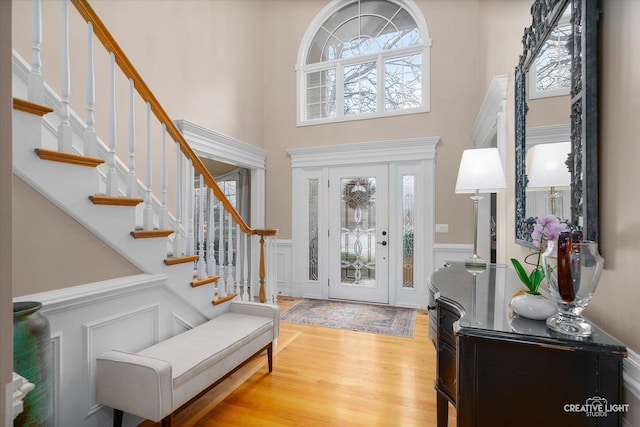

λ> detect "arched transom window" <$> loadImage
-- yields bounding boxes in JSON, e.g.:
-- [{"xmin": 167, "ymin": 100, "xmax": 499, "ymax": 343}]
[{"xmin": 297, "ymin": 0, "xmax": 431, "ymax": 125}]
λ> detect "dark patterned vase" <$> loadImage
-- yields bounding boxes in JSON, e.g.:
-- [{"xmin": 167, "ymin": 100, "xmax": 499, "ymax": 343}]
[{"xmin": 13, "ymin": 301, "xmax": 53, "ymax": 426}]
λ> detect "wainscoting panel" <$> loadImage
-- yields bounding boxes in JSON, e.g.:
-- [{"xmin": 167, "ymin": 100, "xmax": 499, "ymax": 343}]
[
  {"xmin": 432, "ymin": 243, "xmax": 474, "ymax": 273},
  {"xmin": 50, "ymin": 333, "xmax": 62, "ymax": 427},
  {"xmin": 172, "ymin": 312, "xmax": 195, "ymax": 336},
  {"xmin": 13, "ymin": 274, "xmax": 208, "ymax": 427},
  {"xmin": 84, "ymin": 304, "xmax": 160, "ymax": 416},
  {"xmin": 276, "ymin": 240, "xmax": 292, "ymax": 296}
]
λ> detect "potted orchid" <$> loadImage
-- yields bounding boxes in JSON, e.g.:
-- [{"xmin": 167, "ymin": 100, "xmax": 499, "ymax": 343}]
[{"xmin": 510, "ymin": 215, "xmax": 567, "ymax": 320}]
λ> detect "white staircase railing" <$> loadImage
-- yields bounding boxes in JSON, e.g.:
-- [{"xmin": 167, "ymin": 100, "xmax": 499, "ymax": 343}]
[{"xmin": 20, "ymin": 0, "xmax": 278, "ymax": 304}]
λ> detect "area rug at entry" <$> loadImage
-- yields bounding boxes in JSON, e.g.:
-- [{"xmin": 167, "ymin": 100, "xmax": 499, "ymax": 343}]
[{"xmin": 280, "ymin": 299, "xmax": 417, "ymax": 338}]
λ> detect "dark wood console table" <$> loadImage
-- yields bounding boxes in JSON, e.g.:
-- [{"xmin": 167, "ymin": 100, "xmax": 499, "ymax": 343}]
[{"xmin": 429, "ymin": 262, "xmax": 627, "ymax": 427}]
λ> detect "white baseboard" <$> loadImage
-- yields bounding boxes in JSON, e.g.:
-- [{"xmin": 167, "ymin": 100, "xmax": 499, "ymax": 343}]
[
  {"xmin": 623, "ymin": 348, "xmax": 640, "ymax": 426},
  {"xmin": 433, "ymin": 243, "xmax": 473, "ymax": 270},
  {"xmin": 624, "ymin": 348, "xmax": 640, "ymax": 400}
]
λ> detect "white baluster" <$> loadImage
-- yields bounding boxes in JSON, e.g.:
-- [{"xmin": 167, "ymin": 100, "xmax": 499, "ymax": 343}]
[
  {"xmin": 106, "ymin": 52, "xmax": 118, "ymax": 196},
  {"xmin": 227, "ymin": 213, "xmax": 234, "ymax": 295},
  {"xmin": 242, "ymin": 233, "xmax": 249, "ymax": 301},
  {"xmin": 143, "ymin": 102, "xmax": 153, "ymax": 230},
  {"xmin": 159, "ymin": 125, "xmax": 169, "ymax": 229},
  {"xmin": 173, "ymin": 148, "xmax": 185, "ymax": 256},
  {"xmin": 126, "ymin": 79, "xmax": 136, "ymax": 197},
  {"xmin": 218, "ymin": 203, "xmax": 226, "ymax": 297},
  {"xmin": 185, "ymin": 162, "xmax": 194, "ymax": 256},
  {"xmin": 207, "ymin": 189, "xmax": 217, "ymax": 277},
  {"xmin": 196, "ymin": 175, "xmax": 206, "ymax": 280},
  {"xmin": 58, "ymin": 0, "xmax": 72, "ymax": 153},
  {"xmin": 28, "ymin": 0, "xmax": 44, "ymax": 103},
  {"xmin": 84, "ymin": 22, "xmax": 97, "ymax": 158}
]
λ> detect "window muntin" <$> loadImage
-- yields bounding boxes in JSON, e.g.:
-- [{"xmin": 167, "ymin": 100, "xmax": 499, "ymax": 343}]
[{"xmin": 300, "ymin": 0, "xmax": 428, "ymax": 124}]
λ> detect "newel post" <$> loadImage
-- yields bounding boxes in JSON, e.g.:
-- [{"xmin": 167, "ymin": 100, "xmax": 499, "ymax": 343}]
[{"xmin": 259, "ymin": 235, "xmax": 266, "ymax": 303}]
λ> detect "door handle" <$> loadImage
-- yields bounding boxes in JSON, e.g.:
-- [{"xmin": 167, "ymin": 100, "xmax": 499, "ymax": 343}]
[{"xmin": 377, "ymin": 241, "xmax": 387, "ymax": 246}]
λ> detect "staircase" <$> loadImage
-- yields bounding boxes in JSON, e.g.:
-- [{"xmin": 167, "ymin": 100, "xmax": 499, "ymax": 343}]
[
  {"xmin": 12, "ymin": 0, "xmax": 277, "ymax": 315},
  {"xmin": 11, "ymin": 3, "xmax": 278, "ymax": 424}
]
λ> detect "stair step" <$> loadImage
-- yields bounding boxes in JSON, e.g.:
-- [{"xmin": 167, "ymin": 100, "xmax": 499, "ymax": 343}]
[
  {"xmin": 164, "ymin": 255, "xmax": 199, "ymax": 266},
  {"xmin": 190, "ymin": 275, "xmax": 220, "ymax": 288},
  {"xmin": 13, "ymin": 98, "xmax": 53, "ymax": 116},
  {"xmin": 89, "ymin": 195, "xmax": 144, "ymax": 206},
  {"xmin": 213, "ymin": 293, "xmax": 238, "ymax": 305},
  {"xmin": 130, "ymin": 229, "xmax": 174, "ymax": 239},
  {"xmin": 35, "ymin": 148, "xmax": 105, "ymax": 168}
]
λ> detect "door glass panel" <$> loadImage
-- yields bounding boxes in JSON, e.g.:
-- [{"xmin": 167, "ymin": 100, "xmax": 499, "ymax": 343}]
[
  {"xmin": 402, "ymin": 175, "xmax": 415, "ymax": 288},
  {"xmin": 308, "ymin": 178, "xmax": 319, "ymax": 281},
  {"xmin": 340, "ymin": 177, "xmax": 377, "ymax": 285}
]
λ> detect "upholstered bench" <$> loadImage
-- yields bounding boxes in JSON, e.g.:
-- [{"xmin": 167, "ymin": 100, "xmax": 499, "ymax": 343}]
[{"xmin": 96, "ymin": 301, "xmax": 279, "ymax": 427}]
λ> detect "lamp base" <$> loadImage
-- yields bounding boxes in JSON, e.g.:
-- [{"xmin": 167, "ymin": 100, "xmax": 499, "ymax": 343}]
[{"xmin": 465, "ymin": 254, "xmax": 487, "ymax": 274}]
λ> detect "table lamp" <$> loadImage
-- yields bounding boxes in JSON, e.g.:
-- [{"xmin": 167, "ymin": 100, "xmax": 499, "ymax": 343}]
[
  {"xmin": 526, "ymin": 141, "xmax": 571, "ymax": 217},
  {"xmin": 455, "ymin": 147, "xmax": 507, "ymax": 272}
]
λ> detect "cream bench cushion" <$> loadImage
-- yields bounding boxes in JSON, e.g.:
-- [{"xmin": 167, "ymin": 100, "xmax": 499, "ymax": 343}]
[{"xmin": 96, "ymin": 301, "xmax": 279, "ymax": 425}]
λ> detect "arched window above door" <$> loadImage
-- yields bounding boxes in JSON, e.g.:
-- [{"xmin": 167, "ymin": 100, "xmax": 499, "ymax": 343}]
[{"xmin": 297, "ymin": 0, "xmax": 431, "ymax": 125}]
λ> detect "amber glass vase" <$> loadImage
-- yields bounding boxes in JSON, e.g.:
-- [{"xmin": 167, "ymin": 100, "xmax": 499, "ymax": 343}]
[{"xmin": 542, "ymin": 240, "xmax": 604, "ymax": 337}]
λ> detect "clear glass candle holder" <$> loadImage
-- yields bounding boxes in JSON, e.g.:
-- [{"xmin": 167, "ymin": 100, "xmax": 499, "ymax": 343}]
[{"xmin": 542, "ymin": 240, "xmax": 604, "ymax": 337}]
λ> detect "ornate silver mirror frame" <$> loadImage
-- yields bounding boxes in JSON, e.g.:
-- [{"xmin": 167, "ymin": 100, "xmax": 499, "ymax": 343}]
[{"xmin": 514, "ymin": 0, "xmax": 600, "ymax": 247}]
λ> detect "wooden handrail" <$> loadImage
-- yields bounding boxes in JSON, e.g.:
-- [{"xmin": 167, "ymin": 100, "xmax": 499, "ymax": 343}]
[{"xmin": 70, "ymin": 0, "xmax": 276, "ymax": 237}]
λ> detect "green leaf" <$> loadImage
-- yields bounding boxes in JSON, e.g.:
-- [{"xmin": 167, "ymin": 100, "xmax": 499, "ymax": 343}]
[
  {"xmin": 510, "ymin": 258, "xmax": 531, "ymax": 288},
  {"xmin": 529, "ymin": 268, "xmax": 544, "ymax": 293}
]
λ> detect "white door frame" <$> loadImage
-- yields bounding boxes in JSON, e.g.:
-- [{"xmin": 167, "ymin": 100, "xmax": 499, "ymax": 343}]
[
  {"xmin": 288, "ymin": 137, "xmax": 439, "ymax": 309},
  {"xmin": 177, "ymin": 120, "xmax": 269, "ymax": 298}
]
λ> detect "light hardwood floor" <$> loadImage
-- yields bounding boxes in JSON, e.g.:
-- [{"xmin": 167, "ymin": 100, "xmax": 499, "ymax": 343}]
[{"xmin": 143, "ymin": 297, "xmax": 456, "ymax": 426}]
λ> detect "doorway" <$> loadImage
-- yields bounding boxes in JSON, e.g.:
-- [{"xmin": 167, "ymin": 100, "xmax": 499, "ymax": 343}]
[{"xmin": 288, "ymin": 137, "xmax": 438, "ymax": 309}]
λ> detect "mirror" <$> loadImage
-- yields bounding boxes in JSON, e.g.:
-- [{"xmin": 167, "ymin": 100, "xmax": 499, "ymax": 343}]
[{"xmin": 515, "ymin": 0, "xmax": 600, "ymax": 247}]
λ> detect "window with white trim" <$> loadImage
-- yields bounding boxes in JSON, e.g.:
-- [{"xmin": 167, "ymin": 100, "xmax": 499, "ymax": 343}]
[{"xmin": 297, "ymin": 0, "xmax": 431, "ymax": 125}]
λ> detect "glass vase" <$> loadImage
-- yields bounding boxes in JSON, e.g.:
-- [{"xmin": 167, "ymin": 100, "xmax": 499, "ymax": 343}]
[
  {"xmin": 541, "ymin": 240, "xmax": 604, "ymax": 337},
  {"xmin": 13, "ymin": 301, "xmax": 53, "ymax": 426}
]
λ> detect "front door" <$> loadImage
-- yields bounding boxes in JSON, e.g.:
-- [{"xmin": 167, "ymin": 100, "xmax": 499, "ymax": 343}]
[{"xmin": 328, "ymin": 165, "xmax": 389, "ymax": 304}]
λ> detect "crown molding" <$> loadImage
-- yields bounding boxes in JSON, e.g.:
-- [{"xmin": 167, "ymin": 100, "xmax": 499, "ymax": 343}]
[
  {"xmin": 287, "ymin": 136, "xmax": 440, "ymax": 168},
  {"xmin": 175, "ymin": 120, "xmax": 268, "ymax": 170}
]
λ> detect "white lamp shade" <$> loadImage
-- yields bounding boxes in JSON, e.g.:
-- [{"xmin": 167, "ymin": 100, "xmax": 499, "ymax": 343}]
[
  {"xmin": 526, "ymin": 142, "xmax": 571, "ymax": 188},
  {"xmin": 455, "ymin": 148, "xmax": 507, "ymax": 194}
]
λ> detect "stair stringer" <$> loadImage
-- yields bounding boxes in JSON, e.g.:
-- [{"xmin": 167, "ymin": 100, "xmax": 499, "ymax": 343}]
[{"xmin": 13, "ymin": 104, "xmax": 226, "ymax": 320}]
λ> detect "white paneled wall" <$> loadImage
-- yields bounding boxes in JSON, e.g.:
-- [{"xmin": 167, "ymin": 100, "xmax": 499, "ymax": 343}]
[{"xmin": 14, "ymin": 275, "xmax": 207, "ymax": 427}]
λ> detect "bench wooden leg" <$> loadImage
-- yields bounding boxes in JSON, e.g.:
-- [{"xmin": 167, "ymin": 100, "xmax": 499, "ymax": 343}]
[
  {"xmin": 161, "ymin": 413, "xmax": 173, "ymax": 427},
  {"xmin": 113, "ymin": 409, "xmax": 123, "ymax": 427},
  {"xmin": 267, "ymin": 342, "xmax": 273, "ymax": 372}
]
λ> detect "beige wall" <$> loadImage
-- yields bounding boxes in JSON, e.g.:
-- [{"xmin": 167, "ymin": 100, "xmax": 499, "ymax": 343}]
[
  {"xmin": 12, "ymin": 178, "xmax": 141, "ymax": 296},
  {"xmin": 11, "ymin": 0, "xmax": 266, "ymax": 146},
  {"xmin": 527, "ymin": 95, "xmax": 571, "ymax": 127},
  {"xmin": 1, "ymin": 0, "xmax": 13, "ymax": 419},
  {"xmin": 263, "ymin": 0, "xmax": 485, "ymax": 241},
  {"xmin": 586, "ymin": 0, "xmax": 640, "ymax": 352}
]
